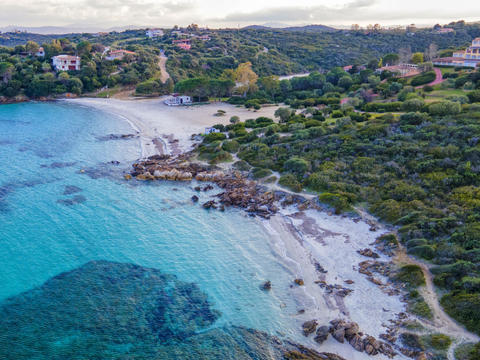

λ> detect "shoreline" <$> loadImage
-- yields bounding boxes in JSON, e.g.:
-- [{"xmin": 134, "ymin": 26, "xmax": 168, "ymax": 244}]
[
  {"xmin": 62, "ymin": 97, "xmax": 280, "ymax": 159},
  {"xmin": 261, "ymin": 208, "xmax": 409, "ymax": 360},
  {"xmin": 59, "ymin": 97, "xmax": 478, "ymax": 359}
]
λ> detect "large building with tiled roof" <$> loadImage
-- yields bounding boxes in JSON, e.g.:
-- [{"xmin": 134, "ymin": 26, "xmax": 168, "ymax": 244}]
[{"xmin": 433, "ymin": 38, "xmax": 480, "ymax": 68}]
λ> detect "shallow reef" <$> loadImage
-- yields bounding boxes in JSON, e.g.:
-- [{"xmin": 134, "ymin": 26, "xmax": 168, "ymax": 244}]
[{"xmin": 0, "ymin": 260, "xmax": 344, "ymax": 360}]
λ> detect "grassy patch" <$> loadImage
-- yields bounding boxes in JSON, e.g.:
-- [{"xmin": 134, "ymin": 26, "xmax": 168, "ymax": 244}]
[
  {"xmin": 408, "ymin": 295, "xmax": 433, "ymax": 320},
  {"xmin": 251, "ymin": 167, "xmax": 273, "ymax": 179},
  {"xmin": 395, "ymin": 264, "xmax": 426, "ymax": 288},
  {"xmin": 421, "ymin": 333, "xmax": 452, "ymax": 351}
]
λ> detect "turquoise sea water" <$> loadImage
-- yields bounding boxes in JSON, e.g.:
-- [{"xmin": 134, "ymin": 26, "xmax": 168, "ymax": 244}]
[{"xmin": 0, "ymin": 102, "xmax": 301, "ymax": 358}]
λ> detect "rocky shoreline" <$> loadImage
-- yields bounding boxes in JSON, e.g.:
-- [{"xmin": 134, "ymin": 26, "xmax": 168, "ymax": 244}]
[
  {"xmin": 127, "ymin": 153, "xmax": 313, "ymax": 219},
  {"xmin": 123, "ymin": 152, "xmax": 465, "ymax": 360}
]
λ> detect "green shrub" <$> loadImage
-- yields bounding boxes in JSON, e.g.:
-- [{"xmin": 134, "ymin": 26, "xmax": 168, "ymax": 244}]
[
  {"xmin": 400, "ymin": 333, "xmax": 424, "ymax": 351},
  {"xmin": 364, "ymin": 102, "xmax": 402, "ymax": 113},
  {"xmin": 408, "ymin": 245, "xmax": 436, "ymax": 260},
  {"xmin": 222, "ymin": 140, "xmax": 240, "ymax": 153},
  {"xmin": 402, "ymin": 99, "xmax": 425, "ymax": 112},
  {"xmin": 406, "ymin": 238, "xmax": 428, "ymax": 248},
  {"xmin": 318, "ymin": 192, "xmax": 351, "ymax": 214},
  {"xmin": 400, "ymin": 112, "xmax": 430, "ymax": 125},
  {"xmin": 454, "ymin": 343, "xmax": 478, "ymax": 360},
  {"xmin": 233, "ymin": 160, "xmax": 251, "ymax": 171},
  {"xmin": 251, "ymin": 167, "xmax": 272, "ymax": 179},
  {"xmin": 278, "ymin": 174, "xmax": 303, "ymax": 192},
  {"xmin": 395, "ymin": 264, "xmax": 425, "ymax": 288},
  {"xmin": 284, "ymin": 157, "xmax": 309, "ymax": 176},
  {"xmin": 428, "ymin": 101, "xmax": 462, "ymax": 116},
  {"xmin": 377, "ymin": 233, "xmax": 399, "ymax": 246},
  {"xmin": 331, "ymin": 110, "xmax": 344, "ymax": 118},
  {"xmin": 411, "ymin": 71, "xmax": 436, "ymax": 86},
  {"xmin": 441, "ymin": 292, "xmax": 480, "ymax": 335},
  {"xmin": 409, "ymin": 298, "xmax": 433, "ymax": 320},
  {"xmin": 203, "ymin": 132, "xmax": 226, "ymax": 143},
  {"xmin": 422, "ymin": 334, "xmax": 452, "ymax": 351},
  {"xmin": 467, "ymin": 90, "xmax": 480, "ymax": 103}
]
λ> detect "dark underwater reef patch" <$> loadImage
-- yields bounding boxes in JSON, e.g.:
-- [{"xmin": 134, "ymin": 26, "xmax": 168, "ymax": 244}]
[
  {"xmin": 96, "ymin": 133, "xmax": 139, "ymax": 142},
  {"xmin": 41, "ymin": 162, "xmax": 77, "ymax": 169},
  {"xmin": 62, "ymin": 185, "xmax": 82, "ymax": 195},
  {"xmin": 57, "ymin": 194, "xmax": 86, "ymax": 206},
  {"xmin": 0, "ymin": 261, "xmax": 345, "ymax": 360}
]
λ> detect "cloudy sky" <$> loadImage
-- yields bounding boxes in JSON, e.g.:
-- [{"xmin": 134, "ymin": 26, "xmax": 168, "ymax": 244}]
[{"xmin": 0, "ymin": 0, "xmax": 479, "ymax": 29}]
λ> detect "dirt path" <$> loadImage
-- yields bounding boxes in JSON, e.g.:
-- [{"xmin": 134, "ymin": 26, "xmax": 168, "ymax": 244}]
[
  {"xmin": 158, "ymin": 55, "xmax": 170, "ymax": 83},
  {"xmin": 395, "ymin": 249, "xmax": 479, "ymax": 359},
  {"xmin": 351, "ymin": 207, "xmax": 478, "ymax": 358}
]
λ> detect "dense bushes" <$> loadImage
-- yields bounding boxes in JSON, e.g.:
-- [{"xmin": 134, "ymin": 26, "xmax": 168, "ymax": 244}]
[
  {"xmin": 395, "ymin": 265, "xmax": 425, "ymax": 288},
  {"xmin": 364, "ymin": 102, "xmax": 402, "ymax": 112},
  {"xmin": 411, "ymin": 71, "xmax": 436, "ymax": 86},
  {"xmin": 278, "ymin": 174, "xmax": 302, "ymax": 192},
  {"xmin": 428, "ymin": 101, "xmax": 462, "ymax": 116},
  {"xmin": 441, "ymin": 292, "xmax": 480, "ymax": 334}
]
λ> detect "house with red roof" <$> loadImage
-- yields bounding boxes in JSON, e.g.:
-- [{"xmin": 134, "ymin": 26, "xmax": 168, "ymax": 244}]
[{"xmin": 105, "ymin": 50, "xmax": 137, "ymax": 61}]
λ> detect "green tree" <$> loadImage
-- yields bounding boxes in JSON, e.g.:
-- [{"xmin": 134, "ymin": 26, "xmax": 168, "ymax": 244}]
[
  {"xmin": 25, "ymin": 41, "xmax": 39, "ymax": 55},
  {"xmin": 274, "ymin": 107, "xmax": 293, "ymax": 123},
  {"xmin": 411, "ymin": 52, "xmax": 424, "ymax": 64}
]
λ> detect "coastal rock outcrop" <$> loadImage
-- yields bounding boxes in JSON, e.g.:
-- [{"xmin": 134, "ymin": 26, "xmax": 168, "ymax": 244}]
[
  {"xmin": 302, "ymin": 320, "xmax": 318, "ymax": 336},
  {"xmin": 130, "ymin": 155, "xmax": 279, "ymax": 218},
  {"xmin": 328, "ymin": 319, "xmax": 396, "ymax": 358}
]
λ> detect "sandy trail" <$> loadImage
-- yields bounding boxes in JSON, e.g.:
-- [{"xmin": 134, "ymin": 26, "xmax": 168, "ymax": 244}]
[
  {"xmin": 158, "ymin": 55, "xmax": 170, "ymax": 83},
  {"xmin": 394, "ymin": 250, "xmax": 479, "ymax": 359}
]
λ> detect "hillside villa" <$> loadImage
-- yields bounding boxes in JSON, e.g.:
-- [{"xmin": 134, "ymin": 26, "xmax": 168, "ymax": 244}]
[
  {"xmin": 173, "ymin": 39, "xmax": 191, "ymax": 50},
  {"xmin": 52, "ymin": 55, "xmax": 81, "ymax": 71},
  {"xmin": 164, "ymin": 94, "xmax": 192, "ymax": 106},
  {"xmin": 433, "ymin": 38, "xmax": 480, "ymax": 68},
  {"xmin": 146, "ymin": 29, "xmax": 164, "ymax": 38},
  {"xmin": 105, "ymin": 49, "xmax": 137, "ymax": 61},
  {"xmin": 376, "ymin": 63, "xmax": 420, "ymax": 77}
]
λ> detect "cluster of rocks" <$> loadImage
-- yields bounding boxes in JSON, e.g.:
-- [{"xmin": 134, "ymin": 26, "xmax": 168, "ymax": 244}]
[
  {"xmin": 128, "ymin": 155, "xmax": 279, "ymax": 218},
  {"xmin": 358, "ymin": 260, "xmax": 401, "ymax": 296},
  {"xmin": 357, "ymin": 248, "xmax": 380, "ymax": 258},
  {"xmin": 315, "ymin": 281, "xmax": 353, "ymax": 298},
  {"xmin": 302, "ymin": 319, "xmax": 396, "ymax": 358}
]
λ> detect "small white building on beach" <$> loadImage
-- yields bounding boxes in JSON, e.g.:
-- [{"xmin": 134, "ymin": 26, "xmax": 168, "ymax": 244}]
[
  {"xmin": 205, "ymin": 127, "xmax": 220, "ymax": 134},
  {"xmin": 164, "ymin": 94, "xmax": 192, "ymax": 106}
]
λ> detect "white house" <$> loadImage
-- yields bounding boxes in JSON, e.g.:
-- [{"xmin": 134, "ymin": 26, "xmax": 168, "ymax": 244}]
[
  {"xmin": 164, "ymin": 94, "xmax": 192, "ymax": 106},
  {"xmin": 146, "ymin": 29, "xmax": 164, "ymax": 38},
  {"xmin": 205, "ymin": 127, "xmax": 220, "ymax": 134},
  {"xmin": 35, "ymin": 47, "xmax": 45, "ymax": 57},
  {"xmin": 52, "ymin": 55, "xmax": 81, "ymax": 71}
]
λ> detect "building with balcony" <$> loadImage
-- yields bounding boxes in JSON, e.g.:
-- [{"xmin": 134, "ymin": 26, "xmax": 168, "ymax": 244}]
[{"xmin": 52, "ymin": 55, "xmax": 81, "ymax": 71}]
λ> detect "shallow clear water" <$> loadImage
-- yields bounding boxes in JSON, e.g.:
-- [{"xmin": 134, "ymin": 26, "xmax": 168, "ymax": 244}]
[{"xmin": 0, "ymin": 102, "xmax": 301, "ymax": 355}]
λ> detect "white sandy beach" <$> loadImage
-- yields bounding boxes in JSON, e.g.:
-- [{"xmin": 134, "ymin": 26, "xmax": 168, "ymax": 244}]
[
  {"xmin": 65, "ymin": 97, "xmax": 279, "ymax": 158},
  {"xmin": 263, "ymin": 208, "xmax": 409, "ymax": 360}
]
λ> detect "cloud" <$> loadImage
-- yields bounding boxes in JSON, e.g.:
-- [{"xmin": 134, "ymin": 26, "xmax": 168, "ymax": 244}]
[
  {"xmin": 212, "ymin": 0, "xmax": 475, "ymax": 25},
  {"xmin": 0, "ymin": 0, "xmax": 197, "ymax": 27},
  {"xmin": 213, "ymin": 0, "xmax": 379, "ymax": 23}
]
